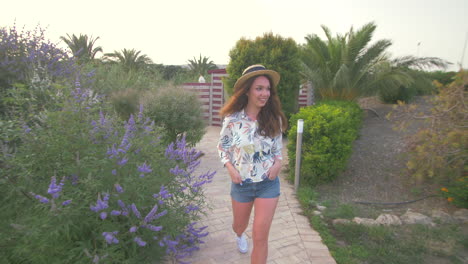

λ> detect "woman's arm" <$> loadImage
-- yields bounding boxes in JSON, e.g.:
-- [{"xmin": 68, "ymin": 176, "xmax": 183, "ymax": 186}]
[
  {"xmin": 225, "ymin": 161, "xmax": 242, "ymax": 184},
  {"xmin": 217, "ymin": 117, "xmax": 242, "ymax": 184},
  {"xmin": 267, "ymin": 132, "xmax": 283, "ymax": 180}
]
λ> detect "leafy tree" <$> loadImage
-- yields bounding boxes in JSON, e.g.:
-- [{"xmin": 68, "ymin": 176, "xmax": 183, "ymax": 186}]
[
  {"xmin": 142, "ymin": 86, "xmax": 206, "ymax": 146},
  {"xmin": 379, "ymin": 56, "xmax": 449, "ymax": 103},
  {"xmin": 60, "ymin": 33, "xmax": 103, "ymax": 64},
  {"xmin": 301, "ymin": 22, "xmax": 447, "ymax": 101},
  {"xmin": 187, "ymin": 54, "xmax": 217, "ymax": 78},
  {"xmin": 225, "ymin": 32, "xmax": 301, "ymax": 117},
  {"xmin": 149, "ymin": 64, "xmax": 193, "ymax": 84},
  {"xmin": 104, "ymin": 48, "xmax": 152, "ymax": 72}
]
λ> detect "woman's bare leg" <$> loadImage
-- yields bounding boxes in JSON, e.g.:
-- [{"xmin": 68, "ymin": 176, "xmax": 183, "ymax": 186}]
[
  {"xmin": 251, "ymin": 197, "xmax": 279, "ymax": 264},
  {"xmin": 231, "ymin": 199, "xmax": 254, "ymax": 236}
]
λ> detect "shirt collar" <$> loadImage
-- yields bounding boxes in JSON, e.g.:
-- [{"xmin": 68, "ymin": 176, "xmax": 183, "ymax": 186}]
[{"xmin": 240, "ymin": 109, "xmax": 257, "ymax": 122}]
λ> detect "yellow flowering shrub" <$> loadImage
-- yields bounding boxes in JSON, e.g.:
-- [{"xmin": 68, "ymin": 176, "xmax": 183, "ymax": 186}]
[{"xmin": 389, "ymin": 70, "xmax": 467, "ymax": 208}]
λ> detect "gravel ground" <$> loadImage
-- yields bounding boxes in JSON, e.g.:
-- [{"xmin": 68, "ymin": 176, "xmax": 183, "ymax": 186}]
[{"xmin": 313, "ymin": 97, "xmax": 454, "ymax": 216}]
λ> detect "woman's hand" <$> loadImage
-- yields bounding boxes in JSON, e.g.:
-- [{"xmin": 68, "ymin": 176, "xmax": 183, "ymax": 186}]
[
  {"xmin": 226, "ymin": 162, "xmax": 242, "ymax": 184},
  {"xmin": 267, "ymin": 159, "xmax": 282, "ymax": 180}
]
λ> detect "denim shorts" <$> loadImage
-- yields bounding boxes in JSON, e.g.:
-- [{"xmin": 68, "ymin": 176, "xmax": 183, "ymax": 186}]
[{"xmin": 231, "ymin": 177, "xmax": 280, "ymax": 203}]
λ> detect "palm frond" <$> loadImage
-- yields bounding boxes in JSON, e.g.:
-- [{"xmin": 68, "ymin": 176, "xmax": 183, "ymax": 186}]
[
  {"xmin": 103, "ymin": 48, "xmax": 152, "ymax": 71},
  {"xmin": 60, "ymin": 33, "xmax": 102, "ymax": 62},
  {"xmin": 347, "ymin": 22, "xmax": 377, "ymax": 63},
  {"xmin": 391, "ymin": 55, "xmax": 449, "ymax": 70}
]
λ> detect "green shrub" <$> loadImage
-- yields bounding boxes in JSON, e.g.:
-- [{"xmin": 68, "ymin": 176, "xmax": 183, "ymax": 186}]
[
  {"xmin": 427, "ymin": 70, "xmax": 457, "ymax": 86},
  {"xmin": 142, "ymin": 86, "xmax": 206, "ymax": 146},
  {"xmin": 379, "ymin": 70, "xmax": 436, "ymax": 104},
  {"xmin": 288, "ymin": 100, "xmax": 362, "ymax": 185},
  {"xmin": 0, "ymin": 82, "xmax": 214, "ymax": 263},
  {"xmin": 379, "ymin": 85, "xmax": 419, "ymax": 104},
  {"xmin": 109, "ymin": 88, "xmax": 140, "ymax": 120},
  {"xmin": 89, "ymin": 63, "xmax": 163, "ymax": 95}
]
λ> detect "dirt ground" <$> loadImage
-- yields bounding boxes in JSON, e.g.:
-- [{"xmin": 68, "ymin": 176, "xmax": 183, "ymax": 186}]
[{"xmin": 313, "ymin": 96, "xmax": 458, "ymax": 217}]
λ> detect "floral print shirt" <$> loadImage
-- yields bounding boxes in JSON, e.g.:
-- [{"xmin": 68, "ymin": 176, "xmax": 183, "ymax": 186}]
[{"xmin": 217, "ymin": 110, "xmax": 283, "ymax": 183}]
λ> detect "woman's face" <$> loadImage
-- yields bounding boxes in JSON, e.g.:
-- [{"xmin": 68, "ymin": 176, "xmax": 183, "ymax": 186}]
[{"xmin": 246, "ymin": 76, "xmax": 271, "ymax": 110}]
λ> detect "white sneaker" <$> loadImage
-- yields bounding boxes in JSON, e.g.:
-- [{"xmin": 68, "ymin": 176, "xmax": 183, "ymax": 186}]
[{"xmin": 236, "ymin": 233, "xmax": 248, "ymax": 254}]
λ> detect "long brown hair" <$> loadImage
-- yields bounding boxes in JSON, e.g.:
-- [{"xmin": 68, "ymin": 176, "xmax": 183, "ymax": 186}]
[{"xmin": 220, "ymin": 75, "xmax": 287, "ymax": 137}]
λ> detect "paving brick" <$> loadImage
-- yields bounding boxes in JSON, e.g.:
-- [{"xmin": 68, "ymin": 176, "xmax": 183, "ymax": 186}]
[{"xmin": 309, "ymin": 256, "xmax": 338, "ymax": 264}]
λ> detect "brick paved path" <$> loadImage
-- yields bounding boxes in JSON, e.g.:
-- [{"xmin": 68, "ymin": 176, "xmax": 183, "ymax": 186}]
[{"xmin": 181, "ymin": 126, "xmax": 336, "ymax": 264}]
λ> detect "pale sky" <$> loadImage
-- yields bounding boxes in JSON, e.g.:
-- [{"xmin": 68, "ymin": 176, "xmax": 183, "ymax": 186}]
[{"xmin": 3, "ymin": 0, "xmax": 467, "ymax": 71}]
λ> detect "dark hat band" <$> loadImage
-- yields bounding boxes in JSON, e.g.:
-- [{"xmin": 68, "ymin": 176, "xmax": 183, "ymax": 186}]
[{"xmin": 243, "ymin": 65, "xmax": 267, "ymax": 75}]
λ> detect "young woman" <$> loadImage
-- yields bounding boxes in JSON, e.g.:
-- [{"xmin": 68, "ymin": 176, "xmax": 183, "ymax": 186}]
[{"xmin": 217, "ymin": 64, "xmax": 288, "ymax": 264}]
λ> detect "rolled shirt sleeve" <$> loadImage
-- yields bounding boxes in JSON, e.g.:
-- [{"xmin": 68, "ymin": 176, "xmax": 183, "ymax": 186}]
[{"xmin": 217, "ymin": 117, "xmax": 233, "ymax": 165}]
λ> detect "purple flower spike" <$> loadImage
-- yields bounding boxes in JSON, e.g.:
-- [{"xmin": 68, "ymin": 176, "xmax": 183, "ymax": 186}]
[
  {"xmin": 111, "ymin": 210, "xmax": 121, "ymax": 216},
  {"xmin": 30, "ymin": 192, "xmax": 49, "ymax": 203},
  {"xmin": 154, "ymin": 185, "xmax": 172, "ymax": 200},
  {"xmin": 102, "ymin": 231, "xmax": 119, "ymax": 244},
  {"xmin": 99, "ymin": 110, "xmax": 107, "ymax": 126},
  {"xmin": 114, "ymin": 183, "xmax": 124, "ymax": 193},
  {"xmin": 117, "ymin": 157, "xmax": 128, "ymax": 166},
  {"xmin": 137, "ymin": 162, "xmax": 152, "ymax": 177},
  {"xmin": 144, "ymin": 204, "xmax": 159, "ymax": 223},
  {"xmin": 62, "ymin": 200, "xmax": 72, "ymax": 206},
  {"xmin": 90, "ymin": 193, "xmax": 109, "ymax": 212},
  {"xmin": 185, "ymin": 204, "xmax": 199, "ymax": 213},
  {"xmin": 107, "ymin": 144, "xmax": 118, "ymax": 159},
  {"xmin": 126, "ymin": 115, "xmax": 136, "ymax": 132},
  {"xmin": 23, "ymin": 124, "xmax": 31, "ymax": 133},
  {"xmin": 117, "ymin": 199, "xmax": 126, "ymax": 209},
  {"xmin": 47, "ymin": 176, "xmax": 63, "ymax": 199},
  {"xmin": 134, "ymin": 236, "xmax": 147, "ymax": 247},
  {"xmin": 155, "ymin": 210, "xmax": 168, "ymax": 219},
  {"xmin": 100, "ymin": 212, "xmax": 108, "ymax": 220},
  {"xmin": 131, "ymin": 203, "xmax": 141, "ymax": 219},
  {"xmin": 145, "ymin": 224, "xmax": 163, "ymax": 232},
  {"xmin": 129, "ymin": 226, "xmax": 138, "ymax": 233}
]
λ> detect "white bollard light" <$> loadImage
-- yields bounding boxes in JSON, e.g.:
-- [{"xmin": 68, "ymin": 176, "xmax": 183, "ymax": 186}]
[{"xmin": 294, "ymin": 119, "xmax": 304, "ymax": 192}]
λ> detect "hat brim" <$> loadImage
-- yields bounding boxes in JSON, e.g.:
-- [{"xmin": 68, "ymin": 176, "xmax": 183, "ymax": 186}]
[{"xmin": 232, "ymin": 69, "xmax": 280, "ymax": 92}]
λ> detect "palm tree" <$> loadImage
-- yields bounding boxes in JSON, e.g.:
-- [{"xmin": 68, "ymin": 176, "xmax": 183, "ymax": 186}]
[
  {"xmin": 301, "ymin": 22, "xmax": 447, "ymax": 101},
  {"xmin": 104, "ymin": 48, "xmax": 153, "ymax": 72},
  {"xmin": 60, "ymin": 34, "xmax": 103, "ymax": 63},
  {"xmin": 187, "ymin": 54, "xmax": 217, "ymax": 77}
]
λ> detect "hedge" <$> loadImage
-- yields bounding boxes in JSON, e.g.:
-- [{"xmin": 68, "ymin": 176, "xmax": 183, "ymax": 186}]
[{"xmin": 287, "ymin": 100, "xmax": 363, "ymax": 186}]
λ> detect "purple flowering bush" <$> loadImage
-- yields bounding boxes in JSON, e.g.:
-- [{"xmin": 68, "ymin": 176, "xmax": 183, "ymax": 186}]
[
  {"xmin": 0, "ymin": 24, "xmax": 78, "ymax": 159},
  {"xmin": 0, "ymin": 24, "xmax": 76, "ymax": 119},
  {"xmin": 1, "ymin": 79, "xmax": 214, "ymax": 263}
]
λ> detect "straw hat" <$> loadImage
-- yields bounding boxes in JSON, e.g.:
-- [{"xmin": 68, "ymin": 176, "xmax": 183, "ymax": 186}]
[{"xmin": 233, "ymin": 64, "xmax": 280, "ymax": 92}]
